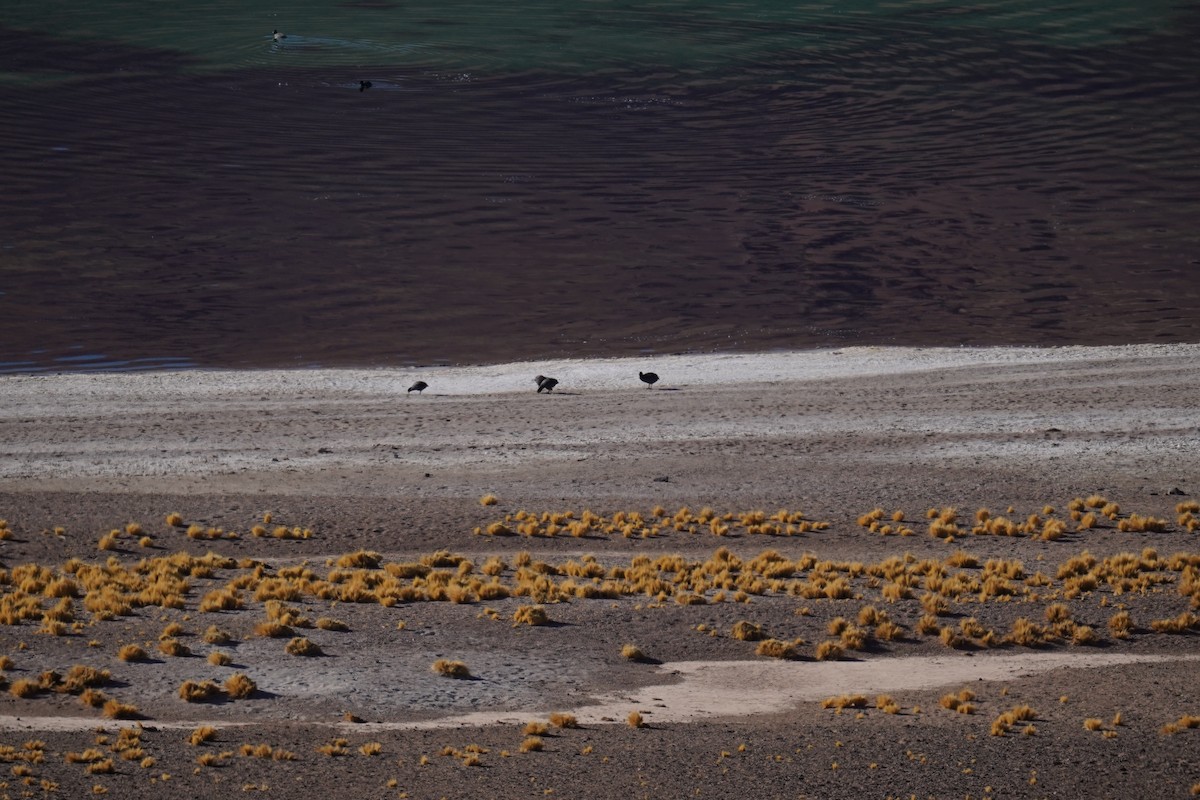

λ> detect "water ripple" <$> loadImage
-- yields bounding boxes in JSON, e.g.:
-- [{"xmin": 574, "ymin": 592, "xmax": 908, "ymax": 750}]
[{"xmin": 0, "ymin": 2, "xmax": 1197, "ymax": 370}]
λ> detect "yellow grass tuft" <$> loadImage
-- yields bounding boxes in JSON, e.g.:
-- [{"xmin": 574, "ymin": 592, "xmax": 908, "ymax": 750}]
[
  {"xmin": 165, "ymin": 512, "xmax": 184, "ymax": 527},
  {"xmin": 102, "ymin": 699, "xmax": 139, "ymax": 719},
  {"xmin": 621, "ymin": 644, "xmax": 648, "ymax": 662},
  {"xmin": 814, "ymin": 641, "xmax": 844, "ymax": 661},
  {"xmin": 316, "ymin": 617, "xmax": 349, "ymax": 632},
  {"xmin": 519, "ymin": 736, "xmax": 544, "ymax": 752},
  {"xmin": 224, "ymin": 673, "xmax": 256, "ymax": 699},
  {"xmin": 178, "ymin": 679, "xmax": 221, "ymax": 702},
  {"xmin": 512, "ymin": 605, "xmax": 549, "ymax": 626},
  {"xmin": 821, "ymin": 694, "xmax": 868, "ymax": 710},
  {"xmin": 627, "ymin": 710, "xmax": 645, "ymax": 728},
  {"xmin": 990, "ymin": 705, "xmax": 1038, "ymax": 736},
  {"xmin": 755, "ymin": 639, "xmax": 796, "ymax": 659},
  {"xmin": 480, "ymin": 494, "xmax": 499, "ymax": 506},
  {"xmin": 284, "ymin": 637, "xmax": 323, "ymax": 656},
  {"xmin": 549, "ymin": 712, "xmax": 579, "ymax": 729},
  {"xmin": 1162, "ymin": 714, "xmax": 1200, "ymax": 734},
  {"xmin": 431, "ymin": 659, "xmax": 471, "ymax": 678},
  {"xmin": 157, "ymin": 638, "xmax": 190, "ymax": 657}
]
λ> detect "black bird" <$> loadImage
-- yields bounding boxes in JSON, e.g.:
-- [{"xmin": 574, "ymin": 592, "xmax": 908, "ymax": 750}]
[
  {"xmin": 535, "ymin": 375, "xmax": 558, "ymax": 393},
  {"xmin": 359, "ymin": 80, "xmax": 372, "ymax": 92},
  {"xmin": 272, "ymin": 29, "xmax": 287, "ymax": 41},
  {"xmin": 639, "ymin": 371, "xmax": 659, "ymax": 388},
  {"xmin": 407, "ymin": 381, "xmax": 428, "ymax": 394}
]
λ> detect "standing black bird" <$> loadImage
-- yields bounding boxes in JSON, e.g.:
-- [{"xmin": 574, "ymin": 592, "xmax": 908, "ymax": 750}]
[
  {"xmin": 535, "ymin": 375, "xmax": 558, "ymax": 393},
  {"xmin": 407, "ymin": 381, "xmax": 428, "ymax": 394},
  {"xmin": 359, "ymin": 80, "xmax": 372, "ymax": 92},
  {"xmin": 639, "ymin": 371, "xmax": 659, "ymax": 388}
]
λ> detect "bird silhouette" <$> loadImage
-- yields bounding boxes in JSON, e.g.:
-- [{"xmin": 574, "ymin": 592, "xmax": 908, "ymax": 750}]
[
  {"xmin": 407, "ymin": 381, "xmax": 428, "ymax": 394},
  {"xmin": 535, "ymin": 375, "xmax": 558, "ymax": 393},
  {"xmin": 639, "ymin": 371, "xmax": 659, "ymax": 388},
  {"xmin": 359, "ymin": 80, "xmax": 372, "ymax": 92},
  {"xmin": 272, "ymin": 29, "xmax": 287, "ymax": 41}
]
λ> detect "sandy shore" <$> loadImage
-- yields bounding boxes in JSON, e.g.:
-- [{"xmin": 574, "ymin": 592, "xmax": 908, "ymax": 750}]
[{"xmin": 2, "ymin": 343, "xmax": 1199, "ymax": 798}]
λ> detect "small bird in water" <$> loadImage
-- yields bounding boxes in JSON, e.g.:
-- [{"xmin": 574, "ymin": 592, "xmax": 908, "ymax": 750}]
[
  {"xmin": 273, "ymin": 29, "xmax": 287, "ymax": 41},
  {"xmin": 359, "ymin": 80, "xmax": 373, "ymax": 92},
  {"xmin": 535, "ymin": 375, "xmax": 558, "ymax": 393},
  {"xmin": 407, "ymin": 381, "xmax": 428, "ymax": 394},
  {"xmin": 639, "ymin": 371, "xmax": 659, "ymax": 389}
]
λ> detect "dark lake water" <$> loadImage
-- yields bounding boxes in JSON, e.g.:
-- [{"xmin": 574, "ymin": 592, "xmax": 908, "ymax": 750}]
[{"xmin": 2, "ymin": 0, "xmax": 1198, "ymax": 372}]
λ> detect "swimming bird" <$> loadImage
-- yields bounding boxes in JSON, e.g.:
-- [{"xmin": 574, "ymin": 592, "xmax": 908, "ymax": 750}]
[
  {"xmin": 639, "ymin": 371, "xmax": 659, "ymax": 388},
  {"xmin": 535, "ymin": 375, "xmax": 558, "ymax": 393},
  {"xmin": 407, "ymin": 381, "xmax": 428, "ymax": 394},
  {"xmin": 273, "ymin": 29, "xmax": 287, "ymax": 41},
  {"xmin": 359, "ymin": 80, "xmax": 373, "ymax": 92}
]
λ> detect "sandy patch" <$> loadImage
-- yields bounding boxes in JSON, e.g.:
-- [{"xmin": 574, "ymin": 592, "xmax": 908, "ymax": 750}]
[{"xmin": 4, "ymin": 651, "xmax": 1195, "ymax": 734}]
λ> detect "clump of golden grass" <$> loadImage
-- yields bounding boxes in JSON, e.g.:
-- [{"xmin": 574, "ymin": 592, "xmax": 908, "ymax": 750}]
[
  {"xmin": 157, "ymin": 638, "xmax": 190, "ymax": 657},
  {"xmin": 512, "ymin": 605, "xmax": 549, "ymax": 626},
  {"xmin": 621, "ymin": 644, "xmax": 648, "ymax": 662},
  {"xmin": 1083, "ymin": 718, "xmax": 1105, "ymax": 731},
  {"xmin": 939, "ymin": 689, "xmax": 976, "ymax": 712},
  {"xmin": 179, "ymin": 679, "xmax": 221, "ymax": 702},
  {"xmin": 207, "ymin": 651, "xmax": 232, "ymax": 667},
  {"xmin": 1150, "ymin": 612, "xmax": 1199, "ymax": 634},
  {"xmin": 61, "ymin": 665, "xmax": 111, "ymax": 693},
  {"xmin": 731, "ymin": 620, "xmax": 765, "ymax": 641},
  {"xmin": 102, "ymin": 699, "xmax": 139, "ymax": 719},
  {"xmin": 1118, "ymin": 514, "xmax": 1169, "ymax": 532},
  {"xmin": 224, "ymin": 673, "xmax": 256, "ymax": 699},
  {"xmin": 165, "ymin": 512, "xmax": 184, "ymax": 527},
  {"xmin": 188, "ymin": 726, "xmax": 218, "ymax": 746},
  {"xmin": 10, "ymin": 678, "xmax": 40, "ymax": 698},
  {"xmin": 432, "ymin": 659, "xmax": 471, "ymax": 678},
  {"xmin": 519, "ymin": 736, "xmax": 544, "ymax": 752},
  {"xmin": 814, "ymin": 641, "xmax": 844, "ymax": 661},
  {"xmin": 359, "ymin": 742, "xmax": 382, "ymax": 756},
  {"xmin": 336, "ymin": 550, "xmax": 382, "ymax": 569},
  {"xmin": 821, "ymin": 695, "xmax": 868, "ymax": 710},
  {"xmin": 66, "ymin": 748, "xmax": 108, "ymax": 764},
  {"xmin": 285, "ymin": 637, "xmax": 323, "ymax": 656},
  {"xmin": 115, "ymin": 642, "xmax": 147, "ymax": 662},
  {"xmin": 316, "ymin": 738, "xmax": 350, "ymax": 756},
  {"xmin": 316, "ymin": 617, "xmax": 349, "ymax": 632},
  {"xmin": 254, "ymin": 620, "xmax": 294, "ymax": 638},
  {"xmin": 627, "ymin": 711, "xmax": 645, "ymax": 728},
  {"xmin": 549, "ymin": 712, "xmax": 579, "ymax": 729},
  {"xmin": 523, "ymin": 721, "xmax": 549, "ymax": 736},
  {"xmin": 480, "ymin": 494, "xmax": 499, "ymax": 506},
  {"xmin": 990, "ymin": 705, "xmax": 1037, "ymax": 736},
  {"xmin": 1161, "ymin": 714, "xmax": 1200, "ymax": 734},
  {"xmin": 85, "ymin": 758, "xmax": 116, "ymax": 774},
  {"xmin": 875, "ymin": 695, "xmax": 901, "ymax": 714},
  {"xmin": 755, "ymin": 639, "xmax": 796, "ymax": 659},
  {"xmin": 1007, "ymin": 618, "xmax": 1048, "ymax": 647},
  {"xmin": 1109, "ymin": 610, "xmax": 1134, "ymax": 638}
]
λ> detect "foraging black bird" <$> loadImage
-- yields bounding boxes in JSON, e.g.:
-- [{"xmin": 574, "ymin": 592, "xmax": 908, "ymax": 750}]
[
  {"xmin": 535, "ymin": 375, "xmax": 558, "ymax": 393},
  {"xmin": 639, "ymin": 371, "xmax": 659, "ymax": 388},
  {"xmin": 407, "ymin": 381, "xmax": 428, "ymax": 394},
  {"xmin": 272, "ymin": 29, "xmax": 287, "ymax": 41},
  {"xmin": 359, "ymin": 80, "xmax": 372, "ymax": 92}
]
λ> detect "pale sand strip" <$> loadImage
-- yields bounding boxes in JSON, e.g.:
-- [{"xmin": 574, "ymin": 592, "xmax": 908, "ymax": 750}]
[
  {"xmin": 4, "ymin": 343, "xmax": 1198, "ymax": 402},
  {"xmin": 3, "ymin": 342, "xmax": 1199, "ymax": 487},
  {"xmin": 3, "ymin": 652, "xmax": 1195, "ymax": 733}
]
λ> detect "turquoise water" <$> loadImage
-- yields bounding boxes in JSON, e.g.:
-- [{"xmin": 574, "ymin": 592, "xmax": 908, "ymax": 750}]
[
  {"xmin": 3, "ymin": 0, "xmax": 1184, "ymax": 79},
  {"xmin": 1, "ymin": 0, "xmax": 1198, "ymax": 371}
]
